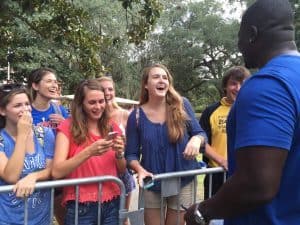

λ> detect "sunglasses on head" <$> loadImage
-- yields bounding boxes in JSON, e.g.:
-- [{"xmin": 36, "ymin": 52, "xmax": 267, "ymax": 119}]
[{"xmin": 0, "ymin": 83, "xmax": 25, "ymax": 93}]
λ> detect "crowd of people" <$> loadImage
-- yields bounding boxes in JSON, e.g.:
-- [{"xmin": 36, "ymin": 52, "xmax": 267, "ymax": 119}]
[{"xmin": 0, "ymin": 0, "xmax": 299, "ymax": 225}]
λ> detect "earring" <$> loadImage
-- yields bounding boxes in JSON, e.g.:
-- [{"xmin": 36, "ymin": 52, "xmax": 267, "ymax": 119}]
[{"xmin": 249, "ymin": 38, "xmax": 254, "ymax": 43}]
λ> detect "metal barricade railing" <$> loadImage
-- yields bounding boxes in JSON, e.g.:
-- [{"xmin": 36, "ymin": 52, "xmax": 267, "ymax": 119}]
[
  {"xmin": 131, "ymin": 167, "xmax": 226, "ymax": 225},
  {"xmin": 0, "ymin": 168, "xmax": 225, "ymax": 225},
  {"xmin": 0, "ymin": 176, "xmax": 126, "ymax": 225}
]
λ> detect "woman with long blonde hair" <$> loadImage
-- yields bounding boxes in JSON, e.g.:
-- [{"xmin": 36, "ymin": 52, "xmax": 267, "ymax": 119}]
[
  {"xmin": 97, "ymin": 76, "xmax": 136, "ymax": 224},
  {"xmin": 125, "ymin": 64, "xmax": 207, "ymax": 225}
]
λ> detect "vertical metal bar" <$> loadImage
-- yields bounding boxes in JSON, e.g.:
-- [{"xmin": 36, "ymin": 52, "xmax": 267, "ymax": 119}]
[
  {"xmin": 223, "ymin": 171, "xmax": 227, "ymax": 183},
  {"xmin": 160, "ymin": 193, "xmax": 164, "ymax": 225},
  {"xmin": 97, "ymin": 182, "xmax": 102, "ymax": 225},
  {"xmin": 49, "ymin": 188, "xmax": 55, "ymax": 225},
  {"xmin": 138, "ymin": 187, "xmax": 144, "ymax": 209},
  {"xmin": 193, "ymin": 175, "xmax": 197, "ymax": 203},
  {"xmin": 75, "ymin": 185, "xmax": 79, "ymax": 225},
  {"xmin": 208, "ymin": 173, "xmax": 212, "ymax": 198},
  {"xmin": 176, "ymin": 177, "xmax": 181, "ymax": 225},
  {"xmin": 119, "ymin": 185, "xmax": 126, "ymax": 225},
  {"xmin": 24, "ymin": 197, "xmax": 28, "ymax": 225}
]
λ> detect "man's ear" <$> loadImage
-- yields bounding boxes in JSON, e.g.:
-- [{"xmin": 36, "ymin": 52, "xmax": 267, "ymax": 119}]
[{"xmin": 249, "ymin": 25, "xmax": 258, "ymax": 44}]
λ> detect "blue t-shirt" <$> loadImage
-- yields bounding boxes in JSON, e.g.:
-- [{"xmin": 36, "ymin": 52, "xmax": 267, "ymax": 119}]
[
  {"xmin": 226, "ymin": 55, "xmax": 300, "ymax": 225},
  {"xmin": 125, "ymin": 98, "xmax": 207, "ymax": 191},
  {"xmin": 31, "ymin": 102, "xmax": 69, "ymax": 128},
  {"xmin": 0, "ymin": 127, "xmax": 55, "ymax": 225}
]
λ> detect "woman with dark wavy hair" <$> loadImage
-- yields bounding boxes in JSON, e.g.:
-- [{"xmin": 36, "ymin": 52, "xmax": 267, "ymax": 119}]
[{"xmin": 27, "ymin": 67, "xmax": 69, "ymax": 130}]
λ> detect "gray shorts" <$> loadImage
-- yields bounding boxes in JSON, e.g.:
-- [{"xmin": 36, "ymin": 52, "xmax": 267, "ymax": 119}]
[{"xmin": 143, "ymin": 181, "xmax": 195, "ymax": 210}]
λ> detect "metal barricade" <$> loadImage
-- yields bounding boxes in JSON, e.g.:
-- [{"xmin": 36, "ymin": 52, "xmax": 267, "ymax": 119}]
[
  {"xmin": 0, "ymin": 176, "xmax": 127, "ymax": 225},
  {"xmin": 129, "ymin": 167, "xmax": 226, "ymax": 225},
  {"xmin": 0, "ymin": 168, "xmax": 225, "ymax": 225}
]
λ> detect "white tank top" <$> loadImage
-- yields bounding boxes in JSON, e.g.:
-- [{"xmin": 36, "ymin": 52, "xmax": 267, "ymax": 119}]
[{"xmin": 118, "ymin": 110, "xmax": 126, "ymax": 135}]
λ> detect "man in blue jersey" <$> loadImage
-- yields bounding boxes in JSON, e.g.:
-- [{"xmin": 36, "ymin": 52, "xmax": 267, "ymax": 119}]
[{"xmin": 185, "ymin": 0, "xmax": 300, "ymax": 225}]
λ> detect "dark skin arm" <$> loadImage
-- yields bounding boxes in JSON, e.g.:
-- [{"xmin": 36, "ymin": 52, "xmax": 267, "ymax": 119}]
[{"xmin": 185, "ymin": 146, "xmax": 288, "ymax": 224}]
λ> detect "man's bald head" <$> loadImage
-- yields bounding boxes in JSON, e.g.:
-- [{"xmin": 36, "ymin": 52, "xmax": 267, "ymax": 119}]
[
  {"xmin": 242, "ymin": 0, "xmax": 294, "ymax": 40},
  {"xmin": 238, "ymin": 0, "xmax": 296, "ymax": 69}
]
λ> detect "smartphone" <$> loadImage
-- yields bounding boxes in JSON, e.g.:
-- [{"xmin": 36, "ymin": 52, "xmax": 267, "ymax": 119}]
[
  {"xmin": 107, "ymin": 131, "xmax": 118, "ymax": 140},
  {"xmin": 143, "ymin": 176, "xmax": 154, "ymax": 189}
]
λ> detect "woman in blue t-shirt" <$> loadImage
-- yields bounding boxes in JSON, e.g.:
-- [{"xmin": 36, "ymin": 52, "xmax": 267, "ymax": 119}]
[
  {"xmin": 27, "ymin": 67, "xmax": 68, "ymax": 225},
  {"xmin": 0, "ymin": 83, "xmax": 55, "ymax": 225},
  {"xmin": 27, "ymin": 67, "xmax": 69, "ymax": 129}
]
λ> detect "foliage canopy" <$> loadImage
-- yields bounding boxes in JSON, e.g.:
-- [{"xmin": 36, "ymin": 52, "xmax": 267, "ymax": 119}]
[{"xmin": 0, "ymin": 0, "xmax": 298, "ymax": 109}]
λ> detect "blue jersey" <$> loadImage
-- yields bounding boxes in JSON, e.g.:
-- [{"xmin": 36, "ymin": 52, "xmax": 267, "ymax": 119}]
[
  {"xmin": 226, "ymin": 55, "xmax": 300, "ymax": 225},
  {"xmin": 31, "ymin": 102, "xmax": 69, "ymax": 130},
  {"xmin": 0, "ymin": 127, "xmax": 55, "ymax": 225}
]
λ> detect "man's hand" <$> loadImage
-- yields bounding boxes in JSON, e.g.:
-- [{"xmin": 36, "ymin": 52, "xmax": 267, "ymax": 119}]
[
  {"xmin": 184, "ymin": 203, "xmax": 199, "ymax": 225},
  {"xmin": 184, "ymin": 203, "xmax": 210, "ymax": 225}
]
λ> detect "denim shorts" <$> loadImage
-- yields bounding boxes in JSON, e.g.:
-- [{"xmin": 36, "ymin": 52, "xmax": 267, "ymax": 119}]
[
  {"xmin": 119, "ymin": 169, "xmax": 136, "ymax": 194},
  {"xmin": 64, "ymin": 197, "xmax": 120, "ymax": 225}
]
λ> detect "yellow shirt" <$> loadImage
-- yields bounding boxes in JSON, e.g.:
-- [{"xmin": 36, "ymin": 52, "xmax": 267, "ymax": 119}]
[{"xmin": 208, "ymin": 97, "xmax": 232, "ymax": 167}]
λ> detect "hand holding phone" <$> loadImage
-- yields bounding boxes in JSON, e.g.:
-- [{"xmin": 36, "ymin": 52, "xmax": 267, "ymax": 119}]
[
  {"xmin": 106, "ymin": 131, "xmax": 118, "ymax": 140},
  {"xmin": 143, "ymin": 176, "xmax": 154, "ymax": 189}
]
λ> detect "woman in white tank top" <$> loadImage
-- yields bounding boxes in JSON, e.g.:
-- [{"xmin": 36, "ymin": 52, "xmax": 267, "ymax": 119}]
[{"xmin": 98, "ymin": 76, "xmax": 136, "ymax": 225}]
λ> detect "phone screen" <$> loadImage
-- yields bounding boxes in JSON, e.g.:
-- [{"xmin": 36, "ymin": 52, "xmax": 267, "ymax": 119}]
[{"xmin": 107, "ymin": 131, "xmax": 118, "ymax": 140}]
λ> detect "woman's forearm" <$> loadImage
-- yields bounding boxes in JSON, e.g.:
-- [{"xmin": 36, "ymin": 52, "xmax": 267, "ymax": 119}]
[
  {"xmin": 129, "ymin": 160, "xmax": 146, "ymax": 173},
  {"xmin": 33, "ymin": 160, "xmax": 53, "ymax": 181},
  {"xmin": 204, "ymin": 144, "xmax": 227, "ymax": 169},
  {"xmin": 52, "ymin": 147, "xmax": 91, "ymax": 179},
  {"xmin": 115, "ymin": 153, "xmax": 127, "ymax": 174}
]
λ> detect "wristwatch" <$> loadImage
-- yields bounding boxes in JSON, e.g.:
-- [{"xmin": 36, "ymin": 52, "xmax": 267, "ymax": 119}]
[
  {"xmin": 115, "ymin": 151, "xmax": 125, "ymax": 159},
  {"xmin": 194, "ymin": 204, "xmax": 207, "ymax": 225}
]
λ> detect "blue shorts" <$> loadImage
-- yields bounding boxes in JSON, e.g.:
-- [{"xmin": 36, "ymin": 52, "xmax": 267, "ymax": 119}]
[{"xmin": 119, "ymin": 169, "xmax": 136, "ymax": 194}]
